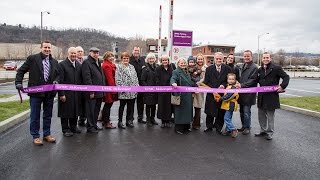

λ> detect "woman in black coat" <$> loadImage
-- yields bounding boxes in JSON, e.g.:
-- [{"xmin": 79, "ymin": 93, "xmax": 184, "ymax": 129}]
[
  {"xmin": 226, "ymin": 53, "xmax": 240, "ymax": 82},
  {"xmin": 155, "ymin": 55, "xmax": 174, "ymax": 128},
  {"xmin": 141, "ymin": 53, "xmax": 158, "ymax": 126}
]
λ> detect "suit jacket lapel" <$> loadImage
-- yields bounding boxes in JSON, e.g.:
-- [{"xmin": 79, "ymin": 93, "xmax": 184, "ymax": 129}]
[
  {"xmin": 265, "ymin": 63, "xmax": 273, "ymax": 77},
  {"xmin": 36, "ymin": 54, "xmax": 44, "ymax": 78}
]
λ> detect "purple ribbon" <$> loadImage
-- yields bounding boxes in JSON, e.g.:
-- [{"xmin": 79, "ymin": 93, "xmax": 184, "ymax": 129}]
[{"xmin": 22, "ymin": 84, "xmax": 278, "ymax": 94}]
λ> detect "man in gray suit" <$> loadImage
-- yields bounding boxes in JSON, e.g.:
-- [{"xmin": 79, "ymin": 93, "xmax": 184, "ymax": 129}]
[{"xmin": 236, "ymin": 50, "xmax": 258, "ymax": 135}]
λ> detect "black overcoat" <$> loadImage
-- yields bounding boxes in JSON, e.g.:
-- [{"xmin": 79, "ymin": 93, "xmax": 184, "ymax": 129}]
[
  {"xmin": 141, "ymin": 63, "xmax": 158, "ymax": 105},
  {"xmin": 58, "ymin": 58, "xmax": 82, "ymax": 118},
  {"xmin": 257, "ymin": 62, "xmax": 290, "ymax": 110},
  {"xmin": 203, "ymin": 64, "xmax": 231, "ymax": 117},
  {"xmin": 81, "ymin": 55, "xmax": 105, "ymax": 99},
  {"xmin": 155, "ymin": 65, "xmax": 173, "ymax": 120}
]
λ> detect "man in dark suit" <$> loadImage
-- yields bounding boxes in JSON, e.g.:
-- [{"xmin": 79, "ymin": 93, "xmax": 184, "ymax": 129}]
[
  {"xmin": 129, "ymin": 46, "xmax": 146, "ymax": 124},
  {"xmin": 236, "ymin": 50, "xmax": 258, "ymax": 135},
  {"xmin": 203, "ymin": 52, "xmax": 232, "ymax": 134},
  {"xmin": 58, "ymin": 47, "xmax": 82, "ymax": 137},
  {"xmin": 15, "ymin": 41, "xmax": 59, "ymax": 145},
  {"xmin": 255, "ymin": 52, "xmax": 289, "ymax": 140},
  {"xmin": 81, "ymin": 47, "xmax": 105, "ymax": 133}
]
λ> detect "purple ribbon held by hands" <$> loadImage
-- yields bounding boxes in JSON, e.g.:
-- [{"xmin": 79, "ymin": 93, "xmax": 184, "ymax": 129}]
[{"xmin": 21, "ymin": 84, "xmax": 279, "ymax": 94}]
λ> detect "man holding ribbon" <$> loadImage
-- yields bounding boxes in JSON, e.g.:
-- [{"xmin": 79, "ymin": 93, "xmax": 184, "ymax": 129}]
[
  {"xmin": 15, "ymin": 40, "xmax": 59, "ymax": 145},
  {"xmin": 81, "ymin": 47, "xmax": 105, "ymax": 133},
  {"xmin": 203, "ymin": 52, "xmax": 232, "ymax": 134},
  {"xmin": 255, "ymin": 52, "xmax": 289, "ymax": 140},
  {"xmin": 58, "ymin": 47, "xmax": 82, "ymax": 137}
]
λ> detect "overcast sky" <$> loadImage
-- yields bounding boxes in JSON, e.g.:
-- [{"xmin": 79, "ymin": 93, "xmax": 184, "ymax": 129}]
[{"xmin": 1, "ymin": 0, "xmax": 319, "ymax": 53}]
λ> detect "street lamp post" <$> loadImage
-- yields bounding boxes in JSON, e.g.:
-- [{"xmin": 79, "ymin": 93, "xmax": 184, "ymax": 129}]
[
  {"xmin": 257, "ymin": 32, "xmax": 269, "ymax": 66},
  {"xmin": 40, "ymin": 11, "xmax": 50, "ymax": 42}
]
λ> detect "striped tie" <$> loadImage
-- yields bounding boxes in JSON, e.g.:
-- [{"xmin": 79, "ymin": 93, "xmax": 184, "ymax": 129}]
[{"xmin": 44, "ymin": 58, "xmax": 49, "ymax": 82}]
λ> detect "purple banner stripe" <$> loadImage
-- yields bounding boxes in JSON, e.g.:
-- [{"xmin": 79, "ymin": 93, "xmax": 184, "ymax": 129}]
[{"xmin": 22, "ymin": 84, "xmax": 279, "ymax": 94}]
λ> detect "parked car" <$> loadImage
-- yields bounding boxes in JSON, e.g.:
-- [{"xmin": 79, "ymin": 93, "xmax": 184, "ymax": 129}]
[{"xmin": 3, "ymin": 61, "xmax": 17, "ymax": 71}]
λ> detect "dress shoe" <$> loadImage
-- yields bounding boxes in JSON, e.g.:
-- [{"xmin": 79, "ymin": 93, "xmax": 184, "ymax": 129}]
[
  {"xmin": 63, "ymin": 130, "xmax": 74, "ymax": 137},
  {"xmin": 43, "ymin": 135, "xmax": 56, "ymax": 143},
  {"xmin": 87, "ymin": 129, "xmax": 99, "ymax": 133},
  {"xmin": 237, "ymin": 127, "xmax": 245, "ymax": 132},
  {"xmin": 242, "ymin": 128, "xmax": 251, "ymax": 135},
  {"xmin": 266, "ymin": 134, "xmax": 273, "ymax": 140},
  {"xmin": 216, "ymin": 129, "xmax": 223, "ymax": 135},
  {"xmin": 151, "ymin": 120, "xmax": 158, "ymax": 125},
  {"xmin": 204, "ymin": 128, "xmax": 213, "ymax": 132},
  {"xmin": 126, "ymin": 120, "xmax": 134, "ymax": 128},
  {"xmin": 78, "ymin": 121, "xmax": 86, "ymax": 127},
  {"xmin": 138, "ymin": 119, "xmax": 147, "ymax": 124},
  {"xmin": 231, "ymin": 130, "xmax": 238, "ymax": 138},
  {"xmin": 175, "ymin": 130, "xmax": 184, "ymax": 135},
  {"xmin": 166, "ymin": 122, "xmax": 171, "ymax": 128},
  {"xmin": 254, "ymin": 132, "xmax": 267, "ymax": 137},
  {"xmin": 161, "ymin": 123, "xmax": 166, "ymax": 128},
  {"xmin": 33, "ymin": 138, "xmax": 43, "ymax": 146},
  {"xmin": 71, "ymin": 128, "xmax": 82, "ymax": 134},
  {"xmin": 118, "ymin": 122, "xmax": 126, "ymax": 129},
  {"xmin": 222, "ymin": 131, "xmax": 231, "ymax": 136},
  {"xmin": 95, "ymin": 126, "xmax": 103, "ymax": 131},
  {"xmin": 147, "ymin": 121, "xmax": 153, "ymax": 127},
  {"xmin": 192, "ymin": 127, "xmax": 200, "ymax": 130},
  {"xmin": 186, "ymin": 129, "xmax": 192, "ymax": 132}
]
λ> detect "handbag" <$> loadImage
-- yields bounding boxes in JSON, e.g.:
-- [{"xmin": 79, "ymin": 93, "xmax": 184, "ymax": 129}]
[{"xmin": 171, "ymin": 75, "xmax": 181, "ymax": 105}]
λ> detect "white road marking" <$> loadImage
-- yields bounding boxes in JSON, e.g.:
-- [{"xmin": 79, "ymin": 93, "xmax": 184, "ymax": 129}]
[
  {"xmin": 281, "ymin": 93, "xmax": 302, "ymax": 97},
  {"xmin": 286, "ymin": 88, "xmax": 320, "ymax": 94}
]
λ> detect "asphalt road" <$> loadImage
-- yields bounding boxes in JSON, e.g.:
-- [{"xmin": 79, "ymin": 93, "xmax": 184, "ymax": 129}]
[{"xmin": 0, "ymin": 102, "xmax": 320, "ymax": 179}]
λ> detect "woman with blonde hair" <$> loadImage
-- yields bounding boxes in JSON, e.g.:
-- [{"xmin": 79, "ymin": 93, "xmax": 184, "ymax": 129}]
[
  {"xmin": 141, "ymin": 52, "xmax": 159, "ymax": 126},
  {"xmin": 170, "ymin": 57, "xmax": 195, "ymax": 134}
]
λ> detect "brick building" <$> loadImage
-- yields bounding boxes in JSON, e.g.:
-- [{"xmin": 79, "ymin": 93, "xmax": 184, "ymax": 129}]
[{"xmin": 192, "ymin": 44, "xmax": 236, "ymax": 64}]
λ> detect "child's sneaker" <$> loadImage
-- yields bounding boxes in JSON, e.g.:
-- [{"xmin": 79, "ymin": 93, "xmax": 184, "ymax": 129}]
[
  {"xmin": 222, "ymin": 131, "xmax": 231, "ymax": 136},
  {"xmin": 231, "ymin": 129, "xmax": 238, "ymax": 138}
]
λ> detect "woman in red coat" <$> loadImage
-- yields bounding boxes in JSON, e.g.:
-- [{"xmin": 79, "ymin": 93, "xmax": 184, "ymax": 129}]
[{"xmin": 101, "ymin": 51, "xmax": 117, "ymax": 129}]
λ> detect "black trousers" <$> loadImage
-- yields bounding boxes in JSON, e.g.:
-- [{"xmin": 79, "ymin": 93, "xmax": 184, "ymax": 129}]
[
  {"xmin": 78, "ymin": 93, "xmax": 86, "ymax": 122},
  {"xmin": 205, "ymin": 108, "xmax": 225, "ymax": 131},
  {"xmin": 61, "ymin": 118, "xmax": 77, "ymax": 133},
  {"xmin": 136, "ymin": 93, "xmax": 144, "ymax": 119},
  {"xmin": 192, "ymin": 107, "xmax": 201, "ymax": 128},
  {"xmin": 146, "ymin": 105, "xmax": 156, "ymax": 119},
  {"xmin": 85, "ymin": 98, "xmax": 102, "ymax": 130},
  {"xmin": 119, "ymin": 99, "xmax": 135, "ymax": 122},
  {"xmin": 102, "ymin": 102, "xmax": 113, "ymax": 124}
]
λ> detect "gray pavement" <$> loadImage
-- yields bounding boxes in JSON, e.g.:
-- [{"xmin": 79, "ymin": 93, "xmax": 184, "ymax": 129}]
[{"xmin": 0, "ymin": 102, "xmax": 320, "ymax": 179}]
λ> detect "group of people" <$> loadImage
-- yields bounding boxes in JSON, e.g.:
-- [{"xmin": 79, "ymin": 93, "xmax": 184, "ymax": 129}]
[{"xmin": 15, "ymin": 41, "xmax": 289, "ymax": 146}]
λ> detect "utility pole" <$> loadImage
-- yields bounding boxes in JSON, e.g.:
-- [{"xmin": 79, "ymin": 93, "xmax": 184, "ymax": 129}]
[
  {"xmin": 158, "ymin": 5, "xmax": 162, "ymax": 64},
  {"xmin": 167, "ymin": 0, "xmax": 174, "ymax": 62}
]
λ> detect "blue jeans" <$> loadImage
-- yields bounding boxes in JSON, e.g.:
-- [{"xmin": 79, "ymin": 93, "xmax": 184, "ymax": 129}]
[
  {"xmin": 224, "ymin": 110, "xmax": 235, "ymax": 132},
  {"xmin": 30, "ymin": 96, "xmax": 54, "ymax": 139},
  {"xmin": 240, "ymin": 105, "xmax": 252, "ymax": 129}
]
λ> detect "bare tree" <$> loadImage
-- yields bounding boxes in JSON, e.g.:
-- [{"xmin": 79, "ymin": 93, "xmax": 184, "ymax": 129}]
[{"xmin": 125, "ymin": 34, "xmax": 147, "ymax": 56}]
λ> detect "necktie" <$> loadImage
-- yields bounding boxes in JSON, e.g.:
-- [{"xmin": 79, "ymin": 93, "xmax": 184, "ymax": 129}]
[
  {"xmin": 44, "ymin": 58, "xmax": 49, "ymax": 82},
  {"xmin": 264, "ymin": 64, "xmax": 267, "ymax": 74},
  {"xmin": 217, "ymin": 66, "xmax": 221, "ymax": 73}
]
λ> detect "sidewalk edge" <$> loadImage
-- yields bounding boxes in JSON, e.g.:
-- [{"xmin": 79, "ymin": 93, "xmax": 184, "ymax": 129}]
[
  {"xmin": 280, "ymin": 104, "xmax": 320, "ymax": 119},
  {"xmin": 0, "ymin": 109, "xmax": 30, "ymax": 133}
]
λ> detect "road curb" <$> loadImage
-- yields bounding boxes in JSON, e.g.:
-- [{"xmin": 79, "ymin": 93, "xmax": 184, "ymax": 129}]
[
  {"xmin": 0, "ymin": 109, "xmax": 30, "ymax": 133},
  {"xmin": 280, "ymin": 104, "xmax": 320, "ymax": 119}
]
